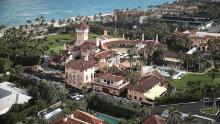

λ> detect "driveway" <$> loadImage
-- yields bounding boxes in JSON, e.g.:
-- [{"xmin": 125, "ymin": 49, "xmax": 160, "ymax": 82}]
[{"xmin": 150, "ymin": 102, "xmax": 220, "ymax": 122}]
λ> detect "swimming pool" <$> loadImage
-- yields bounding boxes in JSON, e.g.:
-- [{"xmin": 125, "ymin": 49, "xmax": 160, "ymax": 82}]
[{"xmin": 94, "ymin": 112, "xmax": 119, "ymax": 124}]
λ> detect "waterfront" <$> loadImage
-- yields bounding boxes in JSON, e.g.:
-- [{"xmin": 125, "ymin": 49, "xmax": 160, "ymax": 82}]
[{"xmin": 0, "ymin": 0, "xmax": 174, "ymax": 26}]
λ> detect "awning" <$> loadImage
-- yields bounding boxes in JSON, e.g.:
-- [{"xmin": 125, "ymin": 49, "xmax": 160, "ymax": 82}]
[{"xmin": 144, "ymin": 85, "xmax": 167, "ymax": 100}]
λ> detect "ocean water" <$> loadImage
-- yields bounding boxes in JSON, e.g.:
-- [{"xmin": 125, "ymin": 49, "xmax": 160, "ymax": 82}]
[{"xmin": 0, "ymin": 0, "xmax": 174, "ymax": 27}]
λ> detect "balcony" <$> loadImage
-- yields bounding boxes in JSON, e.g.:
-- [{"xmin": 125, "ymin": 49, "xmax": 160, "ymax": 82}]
[{"xmin": 93, "ymin": 77, "xmax": 129, "ymax": 90}]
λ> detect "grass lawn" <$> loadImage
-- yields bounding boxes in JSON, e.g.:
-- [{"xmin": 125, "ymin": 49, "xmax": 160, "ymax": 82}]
[
  {"xmin": 200, "ymin": 107, "xmax": 219, "ymax": 115},
  {"xmin": 170, "ymin": 68, "xmax": 220, "ymax": 90},
  {"xmin": 46, "ymin": 33, "xmax": 100, "ymax": 53}
]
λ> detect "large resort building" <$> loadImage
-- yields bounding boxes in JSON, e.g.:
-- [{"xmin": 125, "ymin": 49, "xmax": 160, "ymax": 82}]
[{"xmin": 60, "ymin": 22, "xmax": 168, "ymax": 104}]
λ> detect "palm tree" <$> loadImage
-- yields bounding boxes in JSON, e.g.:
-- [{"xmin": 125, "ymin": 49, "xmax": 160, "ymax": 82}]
[
  {"xmin": 14, "ymin": 65, "xmax": 23, "ymax": 84},
  {"xmin": 166, "ymin": 107, "xmax": 183, "ymax": 124},
  {"xmin": 82, "ymin": 86, "xmax": 88, "ymax": 95}
]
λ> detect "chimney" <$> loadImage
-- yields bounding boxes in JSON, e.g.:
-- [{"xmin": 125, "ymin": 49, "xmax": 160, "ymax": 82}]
[
  {"xmin": 104, "ymin": 30, "xmax": 108, "ymax": 36},
  {"xmin": 84, "ymin": 54, "xmax": 89, "ymax": 61},
  {"xmin": 95, "ymin": 38, "xmax": 100, "ymax": 47},
  {"xmin": 15, "ymin": 93, "xmax": 19, "ymax": 104},
  {"xmin": 70, "ymin": 114, "xmax": 74, "ymax": 119},
  {"xmin": 127, "ymin": 37, "xmax": 129, "ymax": 40},
  {"xmin": 156, "ymin": 34, "xmax": 159, "ymax": 43},
  {"xmin": 122, "ymin": 33, "xmax": 125, "ymax": 39},
  {"xmin": 63, "ymin": 117, "xmax": 68, "ymax": 122},
  {"xmin": 142, "ymin": 33, "xmax": 145, "ymax": 41}
]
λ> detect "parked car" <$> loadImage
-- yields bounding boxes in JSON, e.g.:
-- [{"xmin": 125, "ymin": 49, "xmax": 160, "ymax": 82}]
[{"xmin": 69, "ymin": 93, "xmax": 83, "ymax": 100}]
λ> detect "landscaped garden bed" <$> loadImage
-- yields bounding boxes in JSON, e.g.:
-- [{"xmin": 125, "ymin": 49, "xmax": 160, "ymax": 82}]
[{"xmin": 200, "ymin": 107, "xmax": 219, "ymax": 115}]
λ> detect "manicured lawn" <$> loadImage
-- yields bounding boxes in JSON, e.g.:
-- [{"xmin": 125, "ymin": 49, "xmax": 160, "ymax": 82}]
[
  {"xmin": 46, "ymin": 33, "xmax": 100, "ymax": 53},
  {"xmin": 200, "ymin": 107, "xmax": 219, "ymax": 115},
  {"xmin": 46, "ymin": 34, "xmax": 72, "ymax": 53},
  {"xmin": 170, "ymin": 68, "xmax": 220, "ymax": 90}
]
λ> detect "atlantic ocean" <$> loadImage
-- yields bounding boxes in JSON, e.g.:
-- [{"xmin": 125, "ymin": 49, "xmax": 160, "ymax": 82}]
[{"xmin": 0, "ymin": 0, "xmax": 174, "ymax": 26}]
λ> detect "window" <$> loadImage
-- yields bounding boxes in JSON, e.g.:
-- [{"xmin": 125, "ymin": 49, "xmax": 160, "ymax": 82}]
[
  {"xmin": 107, "ymin": 80, "xmax": 110, "ymax": 85},
  {"xmin": 86, "ymin": 75, "xmax": 88, "ymax": 81},
  {"xmin": 134, "ymin": 96, "xmax": 137, "ymax": 100},
  {"xmin": 104, "ymin": 80, "xmax": 106, "ymax": 82},
  {"xmin": 139, "ymin": 98, "xmax": 142, "ymax": 101},
  {"xmin": 129, "ymin": 95, "xmax": 131, "ymax": 98},
  {"xmin": 111, "ymin": 81, "xmax": 113, "ymax": 84},
  {"xmin": 91, "ymin": 74, "xmax": 93, "ymax": 80}
]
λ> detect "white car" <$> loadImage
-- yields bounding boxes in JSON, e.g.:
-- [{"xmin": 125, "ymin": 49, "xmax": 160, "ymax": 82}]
[{"xmin": 70, "ymin": 93, "xmax": 84, "ymax": 100}]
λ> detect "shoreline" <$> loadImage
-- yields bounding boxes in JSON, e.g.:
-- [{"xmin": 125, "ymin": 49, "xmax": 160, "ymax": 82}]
[{"xmin": 3, "ymin": 3, "xmax": 164, "ymax": 28}]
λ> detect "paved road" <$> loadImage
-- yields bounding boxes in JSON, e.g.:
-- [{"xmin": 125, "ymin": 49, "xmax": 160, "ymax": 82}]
[
  {"xmin": 24, "ymin": 69, "xmax": 65, "ymax": 83},
  {"xmin": 150, "ymin": 102, "xmax": 220, "ymax": 122}
]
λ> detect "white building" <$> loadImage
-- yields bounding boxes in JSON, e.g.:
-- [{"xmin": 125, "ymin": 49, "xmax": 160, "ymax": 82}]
[{"xmin": 0, "ymin": 82, "xmax": 32, "ymax": 115}]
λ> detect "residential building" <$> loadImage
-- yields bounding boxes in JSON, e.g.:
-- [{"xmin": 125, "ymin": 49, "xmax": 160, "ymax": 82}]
[
  {"xmin": 94, "ymin": 49, "xmax": 117, "ymax": 68},
  {"xmin": 64, "ymin": 22, "xmax": 97, "ymax": 60},
  {"xmin": 65, "ymin": 56, "xmax": 96, "ymax": 89},
  {"xmin": 142, "ymin": 34, "xmax": 167, "ymax": 51},
  {"xmin": 53, "ymin": 110, "xmax": 103, "ymax": 124},
  {"xmin": 142, "ymin": 114, "xmax": 166, "ymax": 124},
  {"xmin": 127, "ymin": 69, "xmax": 167, "ymax": 105},
  {"xmin": 92, "ymin": 73, "xmax": 129, "ymax": 96}
]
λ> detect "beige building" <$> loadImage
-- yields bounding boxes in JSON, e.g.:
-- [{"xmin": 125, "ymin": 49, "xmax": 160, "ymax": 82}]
[
  {"xmin": 92, "ymin": 73, "xmax": 129, "ymax": 96},
  {"xmin": 64, "ymin": 22, "xmax": 97, "ymax": 60},
  {"xmin": 65, "ymin": 57, "xmax": 96, "ymax": 89},
  {"xmin": 127, "ymin": 70, "xmax": 167, "ymax": 105}
]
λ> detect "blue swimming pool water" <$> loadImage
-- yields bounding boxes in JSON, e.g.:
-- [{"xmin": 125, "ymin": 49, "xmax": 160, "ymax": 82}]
[{"xmin": 95, "ymin": 113, "xmax": 119, "ymax": 124}]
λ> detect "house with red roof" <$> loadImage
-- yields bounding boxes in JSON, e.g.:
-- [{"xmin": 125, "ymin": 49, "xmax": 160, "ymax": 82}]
[
  {"xmin": 53, "ymin": 110, "xmax": 103, "ymax": 124},
  {"xmin": 65, "ymin": 56, "xmax": 96, "ymax": 89},
  {"xmin": 127, "ymin": 69, "xmax": 167, "ymax": 105},
  {"xmin": 142, "ymin": 114, "xmax": 166, "ymax": 124},
  {"xmin": 92, "ymin": 73, "xmax": 129, "ymax": 96}
]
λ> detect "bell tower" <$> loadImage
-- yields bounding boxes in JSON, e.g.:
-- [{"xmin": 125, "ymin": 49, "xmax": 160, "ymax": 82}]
[{"xmin": 75, "ymin": 22, "xmax": 89, "ymax": 46}]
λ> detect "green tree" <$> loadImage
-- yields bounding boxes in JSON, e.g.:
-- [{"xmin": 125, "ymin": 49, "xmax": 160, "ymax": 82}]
[
  {"xmin": 166, "ymin": 107, "xmax": 183, "ymax": 124},
  {"xmin": 0, "ymin": 58, "xmax": 12, "ymax": 73},
  {"xmin": 184, "ymin": 114, "xmax": 201, "ymax": 124},
  {"xmin": 152, "ymin": 50, "xmax": 164, "ymax": 65}
]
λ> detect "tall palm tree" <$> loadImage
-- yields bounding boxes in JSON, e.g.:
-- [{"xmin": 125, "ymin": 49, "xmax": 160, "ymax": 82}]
[
  {"xmin": 14, "ymin": 65, "xmax": 23, "ymax": 84},
  {"xmin": 166, "ymin": 107, "xmax": 183, "ymax": 124}
]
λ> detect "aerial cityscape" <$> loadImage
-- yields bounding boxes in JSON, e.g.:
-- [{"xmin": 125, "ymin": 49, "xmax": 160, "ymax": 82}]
[{"xmin": 0, "ymin": 0, "xmax": 220, "ymax": 124}]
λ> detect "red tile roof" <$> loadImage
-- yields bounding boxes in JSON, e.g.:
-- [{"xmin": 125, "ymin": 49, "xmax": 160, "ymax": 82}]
[
  {"xmin": 95, "ymin": 50, "xmax": 116, "ymax": 59},
  {"xmin": 73, "ymin": 110, "xmax": 103, "ymax": 124},
  {"xmin": 143, "ymin": 114, "xmax": 166, "ymax": 124},
  {"xmin": 102, "ymin": 40, "xmax": 139, "ymax": 48},
  {"xmin": 97, "ymin": 73, "xmax": 125, "ymax": 82},
  {"xmin": 128, "ymin": 69, "xmax": 166, "ymax": 93},
  {"xmin": 53, "ymin": 110, "xmax": 103, "ymax": 124},
  {"xmin": 79, "ymin": 41, "xmax": 96, "ymax": 49},
  {"xmin": 66, "ymin": 59, "xmax": 96, "ymax": 71},
  {"xmin": 144, "ymin": 40, "xmax": 167, "ymax": 49}
]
